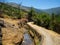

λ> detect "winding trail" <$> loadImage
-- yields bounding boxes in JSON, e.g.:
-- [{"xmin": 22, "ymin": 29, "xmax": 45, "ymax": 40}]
[{"xmin": 27, "ymin": 22, "xmax": 60, "ymax": 45}]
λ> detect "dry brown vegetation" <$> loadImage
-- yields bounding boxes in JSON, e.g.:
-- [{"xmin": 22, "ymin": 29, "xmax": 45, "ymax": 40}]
[{"xmin": 0, "ymin": 18, "xmax": 25, "ymax": 45}]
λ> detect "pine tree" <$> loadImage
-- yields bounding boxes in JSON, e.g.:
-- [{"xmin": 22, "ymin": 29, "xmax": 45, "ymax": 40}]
[{"xmin": 28, "ymin": 7, "xmax": 35, "ymax": 21}]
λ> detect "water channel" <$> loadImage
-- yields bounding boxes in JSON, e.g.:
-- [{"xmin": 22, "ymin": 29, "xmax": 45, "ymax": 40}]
[{"xmin": 21, "ymin": 30, "xmax": 34, "ymax": 45}]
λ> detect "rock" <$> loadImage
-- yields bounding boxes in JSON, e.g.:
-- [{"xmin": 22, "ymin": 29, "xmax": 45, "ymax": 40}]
[
  {"xmin": 2, "ymin": 25, "xmax": 24, "ymax": 45},
  {"xmin": 0, "ymin": 18, "xmax": 24, "ymax": 45},
  {"xmin": 0, "ymin": 37, "xmax": 2, "ymax": 45},
  {"xmin": 0, "ymin": 20, "xmax": 5, "ymax": 27},
  {"xmin": 2, "ymin": 27, "xmax": 24, "ymax": 45}
]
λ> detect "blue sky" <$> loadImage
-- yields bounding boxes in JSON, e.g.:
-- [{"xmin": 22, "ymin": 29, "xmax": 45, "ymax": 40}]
[{"xmin": 0, "ymin": 0, "xmax": 60, "ymax": 9}]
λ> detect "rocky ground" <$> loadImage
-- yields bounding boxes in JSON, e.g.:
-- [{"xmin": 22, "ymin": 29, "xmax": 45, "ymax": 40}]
[{"xmin": 0, "ymin": 18, "xmax": 25, "ymax": 45}]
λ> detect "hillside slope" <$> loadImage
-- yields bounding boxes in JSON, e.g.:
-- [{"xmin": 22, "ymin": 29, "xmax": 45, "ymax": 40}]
[{"xmin": 44, "ymin": 7, "xmax": 60, "ymax": 14}]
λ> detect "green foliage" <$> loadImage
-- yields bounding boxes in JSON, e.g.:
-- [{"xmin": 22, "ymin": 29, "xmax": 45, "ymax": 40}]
[
  {"xmin": 28, "ymin": 7, "xmax": 36, "ymax": 21},
  {"xmin": 33, "ymin": 13, "xmax": 51, "ymax": 29},
  {"xmin": 0, "ymin": 2, "xmax": 24, "ymax": 19},
  {"xmin": 28, "ymin": 8, "xmax": 60, "ymax": 33}
]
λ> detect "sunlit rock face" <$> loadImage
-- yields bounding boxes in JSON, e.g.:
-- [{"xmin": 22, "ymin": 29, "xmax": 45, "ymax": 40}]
[
  {"xmin": 0, "ymin": 19, "xmax": 24, "ymax": 45},
  {"xmin": 2, "ymin": 28, "xmax": 24, "ymax": 45}
]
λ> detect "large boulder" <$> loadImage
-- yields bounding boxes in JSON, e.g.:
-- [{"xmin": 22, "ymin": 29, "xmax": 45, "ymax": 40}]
[
  {"xmin": 18, "ymin": 18, "xmax": 28, "ymax": 28},
  {"xmin": 2, "ymin": 27, "xmax": 24, "ymax": 45}
]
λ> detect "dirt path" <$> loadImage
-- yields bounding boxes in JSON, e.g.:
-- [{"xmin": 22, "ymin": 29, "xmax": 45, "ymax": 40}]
[{"xmin": 27, "ymin": 22, "xmax": 60, "ymax": 45}]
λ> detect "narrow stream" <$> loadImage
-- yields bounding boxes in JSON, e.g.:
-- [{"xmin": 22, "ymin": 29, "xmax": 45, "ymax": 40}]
[{"xmin": 21, "ymin": 31, "xmax": 34, "ymax": 45}]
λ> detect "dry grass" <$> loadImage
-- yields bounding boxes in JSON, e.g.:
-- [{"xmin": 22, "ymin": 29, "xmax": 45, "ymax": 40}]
[{"xmin": 0, "ymin": 18, "xmax": 24, "ymax": 45}]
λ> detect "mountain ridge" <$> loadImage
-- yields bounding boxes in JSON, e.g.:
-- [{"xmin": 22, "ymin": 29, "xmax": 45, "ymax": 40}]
[
  {"xmin": 0, "ymin": 2, "xmax": 60, "ymax": 14},
  {"xmin": 43, "ymin": 7, "xmax": 60, "ymax": 14}
]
